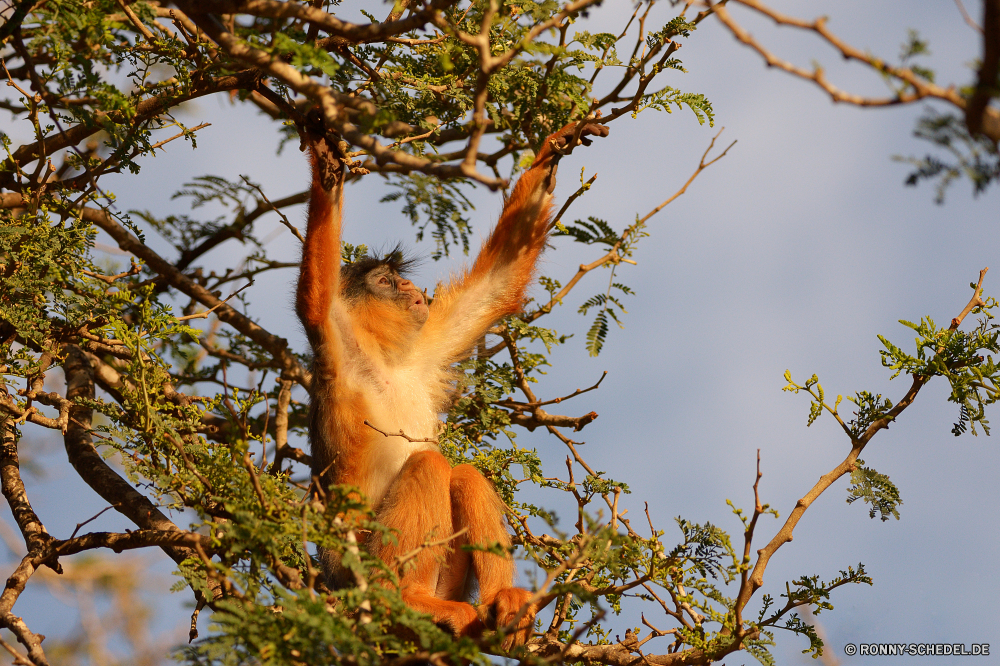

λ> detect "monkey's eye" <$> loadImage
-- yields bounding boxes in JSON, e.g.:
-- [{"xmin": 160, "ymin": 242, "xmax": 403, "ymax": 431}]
[{"xmin": 377, "ymin": 276, "xmax": 390, "ymax": 286}]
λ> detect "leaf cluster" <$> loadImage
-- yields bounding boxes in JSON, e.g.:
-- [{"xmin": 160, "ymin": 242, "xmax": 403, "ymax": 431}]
[{"xmin": 896, "ymin": 110, "xmax": 1000, "ymax": 202}]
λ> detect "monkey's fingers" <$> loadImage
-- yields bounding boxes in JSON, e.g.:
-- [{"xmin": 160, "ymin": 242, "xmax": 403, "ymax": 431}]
[
  {"xmin": 536, "ymin": 121, "xmax": 610, "ymax": 170},
  {"xmin": 580, "ymin": 122, "xmax": 610, "ymax": 140},
  {"xmin": 557, "ymin": 121, "xmax": 610, "ymax": 152}
]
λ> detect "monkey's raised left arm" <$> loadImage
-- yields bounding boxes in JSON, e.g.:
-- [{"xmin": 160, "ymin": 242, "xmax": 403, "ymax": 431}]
[
  {"xmin": 296, "ymin": 136, "xmax": 348, "ymax": 375},
  {"xmin": 421, "ymin": 122, "xmax": 609, "ymax": 360}
]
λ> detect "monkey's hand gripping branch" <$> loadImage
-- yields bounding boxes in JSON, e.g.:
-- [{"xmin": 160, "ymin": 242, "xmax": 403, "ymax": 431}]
[
  {"xmin": 310, "ymin": 133, "xmax": 347, "ymax": 192},
  {"xmin": 535, "ymin": 121, "xmax": 610, "ymax": 193}
]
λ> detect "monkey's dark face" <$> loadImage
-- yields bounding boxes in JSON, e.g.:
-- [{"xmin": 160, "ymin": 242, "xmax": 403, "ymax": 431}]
[
  {"xmin": 360, "ymin": 265, "xmax": 429, "ymax": 326},
  {"xmin": 341, "ymin": 251, "xmax": 428, "ymax": 327}
]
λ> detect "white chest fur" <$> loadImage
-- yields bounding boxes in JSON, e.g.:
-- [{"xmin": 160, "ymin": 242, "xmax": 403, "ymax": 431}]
[{"xmin": 359, "ymin": 363, "xmax": 441, "ymax": 505}]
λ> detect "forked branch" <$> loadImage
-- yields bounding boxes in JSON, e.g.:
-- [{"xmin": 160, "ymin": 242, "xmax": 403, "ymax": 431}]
[
  {"xmin": 732, "ymin": 269, "xmax": 991, "ymax": 618},
  {"xmin": 709, "ymin": 0, "xmax": 1000, "ymax": 141}
]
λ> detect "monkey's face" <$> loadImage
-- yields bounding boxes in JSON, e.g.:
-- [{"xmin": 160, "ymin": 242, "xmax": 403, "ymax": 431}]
[{"xmin": 363, "ymin": 265, "xmax": 429, "ymax": 326}]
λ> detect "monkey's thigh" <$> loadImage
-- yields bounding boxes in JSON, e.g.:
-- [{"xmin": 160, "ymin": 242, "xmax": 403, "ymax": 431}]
[
  {"xmin": 450, "ymin": 465, "xmax": 537, "ymax": 647},
  {"xmin": 371, "ymin": 451, "xmax": 457, "ymax": 585},
  {"xmin": 448, "ymin": 464, "xmax": 514, "ymax": 602},
  {"xmin": 372, "ymin": 450, "xmax": 482, "ymax": 635}
]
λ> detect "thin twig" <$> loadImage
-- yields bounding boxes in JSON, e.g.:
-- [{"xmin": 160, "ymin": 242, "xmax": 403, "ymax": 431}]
[
  {"xmin": 954, "ymin": 0, "xmax": 984, "ymax": 32},
  {"xmin": 65, "ymin": 505, "xmax": 116, "ymax": 541},
  {"xmin": 148, "ymin": 121, "xmax": 210, "ymax": 152},
  {"xmin": 175, "ymin": 280, "xmax": 254, "ymax": 322},
  {"xmin": 526, "ymin": 130, "xmax": 734, "ymax": 323},
  {"xmin": 733, "ymin": 270, "xmax": 991, "ymax": 618},
  {"xmin": 0, "ymin": 635, "xmax": 35, "ymax": 666},
  {"xmin": 363, "ymin": 419, "xmax": 438, "ymax": 443},
  {"xmin": 734, "ymin": 449, "xmax": 764, "ymax": 630},
  {"xmin": 495, "ymin": 371, "xmax": 607, "ymax": 409},
  {"xmin": 80, "ymin": 258, "xmax": 141, "ymax": 285},
  {"xmin": 115, "ymin": 0, "xmax": 156, "ymax": 40},
  {"xmin": 240, "ymin": 175, "xmax": 305, "ymax": 243},
  {"xmin": 549, "ymin": 172, "xmax": 598, "ymax": 230},
  {"xmin": 394, "ymin": 527, "xmax": 469, "ymax": 568},
  {"xmin": 713, "ymin": 0, "xmax": 967, "ymax": 109},
  {"xmin": 950, "ymin": 267, "xmax": 989, "ymax": 330}
]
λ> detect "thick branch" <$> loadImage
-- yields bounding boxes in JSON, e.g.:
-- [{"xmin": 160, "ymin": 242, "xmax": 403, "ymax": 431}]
[
  {"xmin": 171, "ymin": 0, "xmax": 458, "ymax": 44},
  {"xmin": 61, "ymin": 346, "xmax": 201, "ymax": 565},
  {"xmin": 51, "ymin": 528, "xmax": 213, "ymax": 557},
  {"xmin": 0, "ymin": 411, "xmax": 54, "ymax": 557},
  {"xmin": 966, "ymin": 0, "xmax": 1000, "ymax": 140},
  {"xmin": 507, "ymin": 409, "xmax": 598, "ymax": 432},
  {"xmin": 0, "ymin": 70, "xmax": 262, "ymax": 190},
  {"xmin": 0, "ymin": 1, "xmax": 36, "ymax": 42},
  {"xmin": 0, "ymin": 556, "xmax": 48, "ymax": 666},
  {"xmin": 527, "ymin": 633, "xmax": 743, "ymax": 666}
]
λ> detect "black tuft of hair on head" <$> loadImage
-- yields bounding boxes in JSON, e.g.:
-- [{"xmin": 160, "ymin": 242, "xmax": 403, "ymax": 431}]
[{"xmin": 341, "ymin": 243, "xmax": 421, "ymax": 300}]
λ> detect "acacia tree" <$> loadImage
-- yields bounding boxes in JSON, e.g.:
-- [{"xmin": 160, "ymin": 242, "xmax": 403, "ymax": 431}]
[{"xmin": 0, "ymin": 2, "xmax": 998, "ymax": 666}]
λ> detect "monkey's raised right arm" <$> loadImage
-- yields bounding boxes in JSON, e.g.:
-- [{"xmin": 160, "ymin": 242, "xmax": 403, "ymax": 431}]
[
  {"xmin": 296, "ymin": 137, "xmax": 346, "ymax": 366},
  {"xmin": 422, "ymin": 122, "xmax": 609, "ymax": 361}
]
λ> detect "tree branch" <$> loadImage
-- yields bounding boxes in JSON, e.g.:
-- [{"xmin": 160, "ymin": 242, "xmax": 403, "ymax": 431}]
[
  {"xmin": 711, "ymin": 0, "xmax": 1000, "ymax": 142},
  {"xmin": 733, "ymin": 269, "xmax": 991, "ymax": 616},
  {"xmin": 0, "ymin": 70, "xmax": 263, "ymax": 190},
  {"xmin": 0, "ymin": 409, "xmax": 56, "ymax": 560},
  {"xmin": 61, "ymin": 346, "xmax": 209, "ymax": 567},
  {"xmin": 171, "ymin": 0, "xmax": 459, "ymax": 44},
  {"xmin": 0, "ymin": 555, "xmax": 49, "ymax": 666},
  {"xmin": 966, "ymin": 0, "xmax": 1000, "ymax": 139},
  {"xmin": 51, "ymin": 528, "xmax": 213, "ymax": 558}
]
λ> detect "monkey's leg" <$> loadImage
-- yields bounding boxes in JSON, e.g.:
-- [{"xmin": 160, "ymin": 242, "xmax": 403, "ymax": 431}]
[
  {"xmin": 450, "ymin": 464, "xmax": 537, "ymax": 648},
  {"xmin": 371, "ymin": 450, "xmax": 483, "ymax": 637}
]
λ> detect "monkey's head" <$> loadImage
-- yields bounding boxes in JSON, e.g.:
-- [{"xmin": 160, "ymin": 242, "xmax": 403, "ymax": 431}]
[{"xmin": 341, "ymin": 248, "xmax": 429, "ymax": 326}]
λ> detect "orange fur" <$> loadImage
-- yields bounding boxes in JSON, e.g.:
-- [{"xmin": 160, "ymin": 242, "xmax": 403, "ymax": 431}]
[{"xmin": 297, "ymin": 124, "xmax": 601, "ymax": 645}]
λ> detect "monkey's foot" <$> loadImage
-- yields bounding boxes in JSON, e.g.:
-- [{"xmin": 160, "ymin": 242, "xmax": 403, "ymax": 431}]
[
  {"xmin": 490, "ymin": 587, "xmax": 537, "ymax": 649},
  {"xmin": 400, "ymin": 592, "xmax": 484, "ymax": 638},
  {"xmin": 426, "ymin": 598, "xmax": 485, "ymax": 639}
]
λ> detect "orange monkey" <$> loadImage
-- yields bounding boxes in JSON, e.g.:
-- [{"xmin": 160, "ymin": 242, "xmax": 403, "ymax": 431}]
[{"xmin": 296, "ymin": 121, "xmax": 608, "ymax": 646}]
